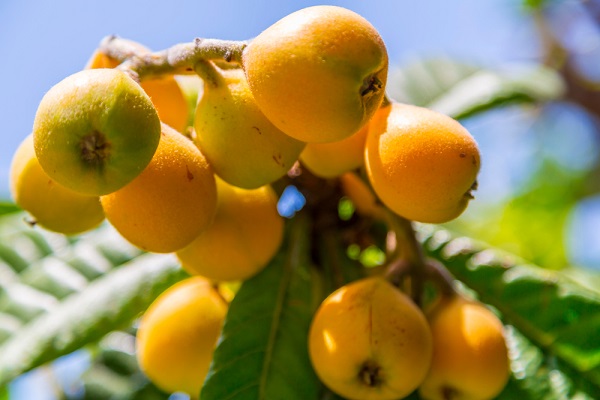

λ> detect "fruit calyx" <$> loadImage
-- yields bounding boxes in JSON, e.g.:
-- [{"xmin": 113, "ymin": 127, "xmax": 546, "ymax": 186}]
[
  {"xmin": 464, "ymin": 179, "xmax": 479, "ymax": 200},
  {"xmin": 442, "ymin": 385, "xmax": 458, "ymax": 400},
  {"xmin": 80, "ymin": 130, "xmax": 111, "ymax": 165},
  {"xmin": 360, "ymin": 73, "xmax": 384, "ymax": 98},
  {"xmin": 359, "ymin": 360, "xmax": 383, "ymax": 387}
]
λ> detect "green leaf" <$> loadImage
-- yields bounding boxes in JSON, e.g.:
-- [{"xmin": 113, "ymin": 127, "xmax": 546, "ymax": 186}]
[
  {"xmin": 0, "ymin": 251, "xmax": 186, "ymax": 385},
  {"xmin": 0, "ymin": 220, "xmax": 61, "ymax": 275},
  {"xmin": 522, "ymin": 0, "xmax": 549, "ymax": 11},
  {"xmin": 420, "ymin": 226, "xmax": 600, "ymax": 389},
  {"xmin": 460, "ymin": 159, "xmax": 586, "ymax": 270},
  {"xmin": 66, "ymin": 331, "xmax": 170, "ymax": 400},
  {"xmin": 201, "ymin": 212, "xmax": 321, "ymax": 400},
  {"xmin": 499, "ymin": 325, "xmax": 598, "ymax": 399},
  {"xmin": 0, "ymin": 203, "xmax": 20, "ymax": 217},
  {"xmin": 387, "ymin": 58, "xmax": 565, "ymax": 119},
  {"xmin": 0, "ymin": 221, "xmax": 144, "ymax": 331}
]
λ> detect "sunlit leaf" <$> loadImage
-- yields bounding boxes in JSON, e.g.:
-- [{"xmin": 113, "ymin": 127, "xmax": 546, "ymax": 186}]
[
  {"xmin": 420, "ymin": 226, "xmax": 600, "ymax": 389},
  {"xmin": 63, "ymin": 332, "xmax": 170, "ymax": 400},
  {"xmin": 488, "ymin": 160, "xmax": 585, "ymax": 269},
  {"xmin": 0, "ymin": 251, "xmax": 186, "ymax": 386},
  {"xmin": 499, "ymin": 325, "xmax": 598, "ymax": 399},
  {"xmin": 522, "ymin": 0, "xmax": 548, "ymax": 11},
  {"xmin": 201, "ymin": 213, "xmax": 322, "ymax": 400},
  {"xmin": 388, "ymin": 58, "xmax": 565, "ymax": 119},
  {"xmin": 0, "ymin": 203, "xmax": 19, "ymax": 217}
]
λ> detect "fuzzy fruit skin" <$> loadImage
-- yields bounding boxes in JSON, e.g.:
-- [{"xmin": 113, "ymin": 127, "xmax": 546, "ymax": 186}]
[
  {"xmin": 365, "ymin": 103, "xmax": 480, "ymax": 223},
  {"xmin": 33, "ymin": 68, "xmax": 161, "ymax": 196},
  {"xmin": 176, "ymin": 177, "xmax": 283, "ymax": 281},
  {"xmin": 86, "ymin": 46, "xmax": 189, "ymax": 133},
  {"xmin": 138, "ymin": 77, "xmax": 189, "ymax": 133},
  {"xmin": 243, "ymin": 5, "xmax": 388, "ymax": 143},
  {"xmin": 100, "ymin": 124, "xmax": 217, "ymax": 253},
  {"xmin": 136, "ymin": 277, "xmax": 227, "ymax": 396},
  {"xmin": 10, "ymin": 134, "xmax": 104, "ymax": 235},
  {"xmin": 419, "ymin": 296, "xmax": 510, "ymax": 400},
  {"xmin": 300, "ymin": 122, "xmax": 368, "ymax": 179},
  {"xmin": 194, "ymin": 67, "xmax": 304, "ymax": 189},
  {"xmin": 309, "ymin": 277, "xmax": 433, "ymax": 400}
]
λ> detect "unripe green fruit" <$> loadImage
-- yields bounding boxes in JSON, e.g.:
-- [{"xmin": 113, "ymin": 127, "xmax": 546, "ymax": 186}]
[
  {"xmin": 194, "ymin": 67, "xmax": 304, "ymax": 189},
  {"xmin": 86, "ymin": 44, "xmax": 190, "ymax": 133},
  {"xmin": 33, "ymin": 68, "xmax": 161, "ymax": 196}
]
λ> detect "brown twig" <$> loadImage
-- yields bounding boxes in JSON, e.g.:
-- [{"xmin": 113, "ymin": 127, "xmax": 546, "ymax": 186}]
[
  {"xmin": 97, "ymin": 35, "xmax": 248, "ymax": 82},
  {"xmin": 383, "ymin": 211, "xmax": 427, "ymax": 306},
  {"xmin": 424, "ymin": 258, "xmax": 457, "ymax": 298}
]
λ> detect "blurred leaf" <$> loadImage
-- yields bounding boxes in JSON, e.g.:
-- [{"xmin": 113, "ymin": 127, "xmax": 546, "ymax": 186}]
[
  {"xmin": 522, "ymin": 0, "xmax": 550, "ymax": 11},
  {"xmin": 79, "ymin": 364, "xmax": 137, "ymax": 398},
  {"xmin": 420, "ymin": 226, "xmax": 600, "ymax": 389},
  {"xmin": 490, "ymin": 160, "xmax": 585, "ymax": 269},
  {"xmin": 175, "ymin": 74, "xmax": 204, "ymax": 130},
  {"xmin": 387, "ymin": 58, "xmax": 564, "ymax": 119},
  {"xmin": 0, "ymin": 220, "xmax": 143, "ymax": 338},
  {"xmin": 201, "ymin": 212, "xmax": 322, "ymax": 400},
  {"xmin": 499, "ymin": 325, "xmax": 598, "ymax": 399},
  {"xmin": 0, "ymin": 203, "xmax": 19, "ymax": 217},
  {"xmin": 63, "ymin": 332, "xmax": 170, "ymax": 400},
  {"xmin": 0, "ymin": 251, "xmax": 186, "ymax": 386},
  {"xmin": 561, "ymin": 267, "xmax": 600, "ymax": 296}
]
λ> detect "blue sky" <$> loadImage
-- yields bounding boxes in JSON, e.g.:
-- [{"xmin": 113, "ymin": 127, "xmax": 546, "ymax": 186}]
[{"xmin": 0, "ymin": 0, "xmax": 538, "ymax": 200}]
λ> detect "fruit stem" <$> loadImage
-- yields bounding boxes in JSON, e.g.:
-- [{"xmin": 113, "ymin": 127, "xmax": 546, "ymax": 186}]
[
  {"xmin": 381, "ymin": 94, "xmax": 393, "ymax": 108},
  {"xmin": 98, "ymin": 35, "xmax": 247, "ymax": 82},
  {"xmin": 194, "ymin": 60, "xmax": 223, "ymax": 88},
  {"xmin": 211, "ymin": 283, "xmax": 231, "ymax": 305},
  {"xmin": 318, "ymin": 227, "xmax": 348, "ymax": 291},
  {"xmin": 425, "ymin": 259, "xmax": 457, "ymax": 298},
  {"xmin": 383, "ymin": 211, "xmax": 426, "ymax": 306}
]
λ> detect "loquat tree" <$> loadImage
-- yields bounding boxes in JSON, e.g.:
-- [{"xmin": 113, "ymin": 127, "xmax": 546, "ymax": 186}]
[{"xmin": 0, "ymin": 3, "xmax": 599, "ymax": 400}]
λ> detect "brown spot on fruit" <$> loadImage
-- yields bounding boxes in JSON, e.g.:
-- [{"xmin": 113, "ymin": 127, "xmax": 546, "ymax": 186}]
[{"xmin": 272, "ymin": 153, "xmax": 284, "ymax": 167}]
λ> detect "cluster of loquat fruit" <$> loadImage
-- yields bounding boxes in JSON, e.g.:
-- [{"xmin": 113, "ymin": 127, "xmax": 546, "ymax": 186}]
[{"xmin": 9, "ymin": 5, "xmax": 510, "ymax": 400}]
